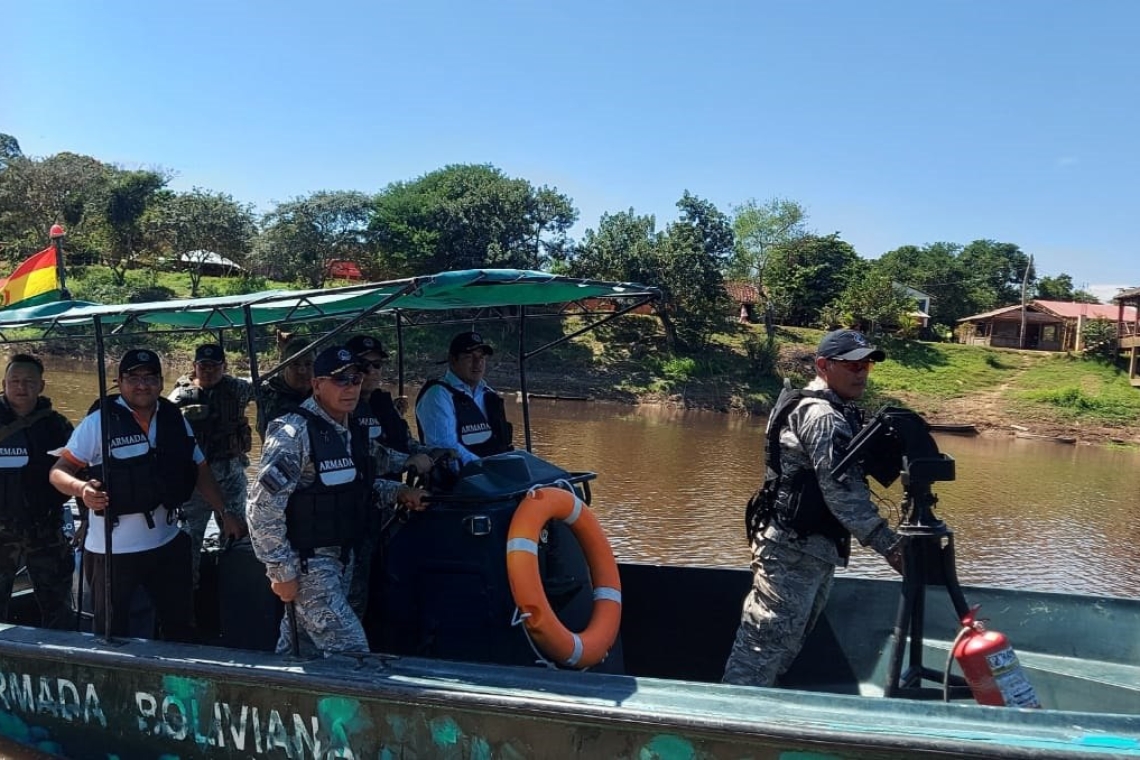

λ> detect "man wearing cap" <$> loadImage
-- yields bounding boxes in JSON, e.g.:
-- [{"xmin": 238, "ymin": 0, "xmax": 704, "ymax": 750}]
[
  {"xmin": 247, "ymin": 345, "xmax": 428, "ymax": 656},
  {"xmin": 0, "ymin": 354, "xmax": 75, "ymax": 629},
  {"xmin": 723, "ymin": 329, "xmax": 904, "ymax": 688},
  {"xmin": 415, "ymin": 331, "xmax": 513, "ymax": 467},
  {"xmin": 344, "ymin": 334, "xmax": 439, "ymax": 618},
  {"xmin": 169, "ymin": 344, "xmax": 253, "ymax": 587},
  {"xmin": 49, "ymin": 349, "xmax": 227, "ymax": 642},
  {"xmin": 257, "ymin": 334, "xmax": 315, "ymax": 438}
]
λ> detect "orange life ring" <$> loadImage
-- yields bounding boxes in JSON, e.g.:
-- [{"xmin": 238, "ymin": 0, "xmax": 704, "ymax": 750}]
[{"xmin": 506, "ymin": 486, "xmax": 621, "ymax": 668}]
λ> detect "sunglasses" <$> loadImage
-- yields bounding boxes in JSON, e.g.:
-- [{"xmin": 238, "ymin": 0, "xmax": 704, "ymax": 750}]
[
  {"xmin": 322, "ymin": 373, "xmax": 364, "ymax": 387},
  {"xmin": 122, "ymin": 374, "xmax": 162, "ymax": 387},
  {"xmin": 829, "ymin": 359, "xmax": 875, "ymax": 373},
  {"xmin": 363, "ymin": 360, "xmax": 384, "ymax": 370}
]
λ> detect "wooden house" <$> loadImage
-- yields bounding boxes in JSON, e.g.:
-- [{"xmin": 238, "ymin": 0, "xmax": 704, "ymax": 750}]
[
  {"xmin": 957, "ymin": 300, "xmax": 1136, "ymax": 352},
  {"xmin": 1112, "ymin": 286, "xmax": 1140, "ymax": 385}
]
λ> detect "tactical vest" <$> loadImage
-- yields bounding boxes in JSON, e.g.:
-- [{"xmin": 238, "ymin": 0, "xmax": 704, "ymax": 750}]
[
  {"xmin": 353, "ymin": 390, "xmax": 412, "ymax": 455},
  {"xmin": 0, "ymin": 399, "xmax": 72, "ymax": 529},
  {"xmin": 258, "ymin": 376, "xmax": 311, "ymax": 436},
  {"xmin": 88, "ymin": 396, "xmax": 199, "ymax": 527},
  {"xmin": 174, "ymin": 377, "xmax": 252, "ymax": 461},
  {"xmin": 285, "ymin": 409, "xmax": 375, "ymax": 559},
  {"xmin": 415, "ymin": 380, "xmax": 513, "ymax": 458},
  {"xmin": 745, "ymin": 387, "xmax": 863, "ymax": 560}
]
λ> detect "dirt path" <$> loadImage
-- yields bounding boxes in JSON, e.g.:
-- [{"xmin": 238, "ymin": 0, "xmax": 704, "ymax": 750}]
[{"xmin": 892, "ymin": 354, "xmax": 1140, "ymax": 447}]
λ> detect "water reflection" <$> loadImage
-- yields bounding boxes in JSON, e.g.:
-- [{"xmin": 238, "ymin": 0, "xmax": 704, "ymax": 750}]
[{"xmin": 41, "ymin": 366, "xmax": 1140, "ymax": 599}]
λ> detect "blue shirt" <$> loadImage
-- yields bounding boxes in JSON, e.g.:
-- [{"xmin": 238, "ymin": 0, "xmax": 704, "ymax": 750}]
[{"xmin": 415, "ymin": 370, "xmax": 496, "ymax": 465}]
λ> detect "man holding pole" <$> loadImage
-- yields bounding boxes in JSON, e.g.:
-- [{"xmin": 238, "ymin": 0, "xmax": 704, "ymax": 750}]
[{"xmin": 49, "ymin": 349, "xmax": 227, "ymax": 642}]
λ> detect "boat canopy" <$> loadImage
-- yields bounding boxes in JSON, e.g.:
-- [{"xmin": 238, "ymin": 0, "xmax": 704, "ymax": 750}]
[{"xmin": 0, "ymin": 269, "xmax": 659, "ymax": 337}]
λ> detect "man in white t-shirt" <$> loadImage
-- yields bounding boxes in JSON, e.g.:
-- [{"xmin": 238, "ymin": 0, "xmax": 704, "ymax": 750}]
[{"xmin": 50, "ymin": 349, "xmax": 225, "ymax": 641}]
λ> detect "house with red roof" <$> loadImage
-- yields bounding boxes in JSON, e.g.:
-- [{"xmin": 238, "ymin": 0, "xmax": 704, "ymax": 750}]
[{"xmin": 957, "ymin": 300, "xmax": 1137, "ymax": 352}]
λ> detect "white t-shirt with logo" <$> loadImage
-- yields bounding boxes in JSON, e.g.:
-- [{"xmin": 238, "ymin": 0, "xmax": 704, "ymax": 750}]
[{"xmin": 62, "ymin": 397, "xmax": 204, "ymax": 554}]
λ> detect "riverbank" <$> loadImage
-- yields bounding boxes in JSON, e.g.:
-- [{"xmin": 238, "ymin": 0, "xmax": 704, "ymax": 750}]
[{"xmin": 32, "ymin": 318, "xmax": 1140, "ymax": 449}]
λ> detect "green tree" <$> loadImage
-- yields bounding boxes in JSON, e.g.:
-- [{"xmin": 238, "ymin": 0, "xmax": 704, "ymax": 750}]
[
  {"xmin": 958, "ymin": 239, "xmax": 1032, "ymax": 309},
  {"xmin": 571, "ymin": 209, "xmax": 674, "ymax": 341},
  {"xmin": 571, "ymin": 193, "xmax": 732, "ymax": 352},
  {"xmin": 259, "ymin": 191, "xmax": 374, "ymax": 288},
  {"xmin": 729, "ymin": 197, "xmax": 809, "ymax": 334},
  {"xmin": 0, "ymin": 133, "xmax": 22, "ymax": 169},
  {"xmin": 145, "ymin": 189, "xmax": 257, "ymax": 296},
  {"xmin": 764, "ymin": 233, "xmax": 860, "ymax": 326},
  {"xmin": 370, "ymin": 164, "xmax": 576, "ymax": 277},
  {"xmin": 828, "ymin": 265, "xmax": 917, "ymax": 334},
  {"xmin": 0, "ymin": 151, "xmax": 112, "ymax": 263},
  {"xmin": 659, "ymin": 192, "xmax": 733, "ymax": 349},
  {"xmin": 96, "ymin": 169, "xmax": 168, "ymax": 284},
  {"xmin": 1035, "ymin": 273, "xmax": 1099, "ymax": 303},
  {"xmin": 873, "ymin": 242, "xmax": 971, "ymax": 325}
]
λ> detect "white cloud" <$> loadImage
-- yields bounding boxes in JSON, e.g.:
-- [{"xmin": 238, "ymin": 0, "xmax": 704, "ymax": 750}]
[{"xmin": 1088, "ymin": 283, "xmax": 1132, "ymax": 303}]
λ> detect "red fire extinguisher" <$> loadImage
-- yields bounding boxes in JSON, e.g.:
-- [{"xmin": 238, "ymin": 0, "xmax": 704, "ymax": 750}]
[{"xmin": 951, "ymin": 605, "xmax": 1041, "ymax": 708}]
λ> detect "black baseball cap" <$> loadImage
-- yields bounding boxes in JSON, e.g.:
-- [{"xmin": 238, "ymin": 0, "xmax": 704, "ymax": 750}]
[
  {"xmin": 119, "ymin": 349, "xmax": 162, "ymax": 376},
  {"xmin": 313, "ymin": 346, "xmax": 363, "ymax": 377},
  {"xmin": 449, "ymin": 331, "xmax": 494, "ymax": 357},
  {"xmin": 817, "ymin": 330, "xmax": 886, "ymax": 362},
  {"xmin": 194, "ymin": 344, "xmax": 225, "ymax": 364},
  {"xmin": 345, "ymin": 334, "xmax": 389, "ymax": 360}
]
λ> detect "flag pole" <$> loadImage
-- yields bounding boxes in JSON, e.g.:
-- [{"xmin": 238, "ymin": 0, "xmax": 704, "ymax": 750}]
[{"xmin": 49, "ymin": 224, "xmax": 70, "ymax": 300}]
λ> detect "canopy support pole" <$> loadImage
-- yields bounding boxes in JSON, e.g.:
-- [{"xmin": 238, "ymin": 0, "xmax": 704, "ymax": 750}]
[
  {"xmin": 519, "ymin": 306, "xmax": 532, "ymax": 452},
  {"xmin": 93, "ymin": 315, "xmax": 116, "ymax": 643}
]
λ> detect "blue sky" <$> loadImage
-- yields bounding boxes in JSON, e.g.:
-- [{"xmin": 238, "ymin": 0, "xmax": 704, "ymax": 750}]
[{"xmin": 4, "ymin": 1, "xmax": 1137, "ymax": 301}]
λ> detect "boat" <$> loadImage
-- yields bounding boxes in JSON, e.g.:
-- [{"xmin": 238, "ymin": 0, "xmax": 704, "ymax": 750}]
[
  {"xmin": 1013, "ymin": 431, "xmax": 1078, "ymax": 444},
  {"xmin": 0, "ymin": 269, "xmax": 1137, "ymax": 759},
  {"xmin": 927, "ymin": 422, "xmax": 979, "ymax": 435}
]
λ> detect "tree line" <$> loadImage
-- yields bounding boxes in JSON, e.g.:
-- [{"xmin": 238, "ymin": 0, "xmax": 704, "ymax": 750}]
[{"xmin": 0, "ymin": 132, "xmax": 1098, "ymax": 353}]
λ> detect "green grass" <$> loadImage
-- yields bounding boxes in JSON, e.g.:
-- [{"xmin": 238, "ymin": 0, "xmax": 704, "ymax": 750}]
[
  {"xmin": 1010, "ymin": 354, "xmax": 1140, "ymax": 425},
  {"xmin": 868, "ymin": 339, "xmax": 1021, "ymax": 398}
]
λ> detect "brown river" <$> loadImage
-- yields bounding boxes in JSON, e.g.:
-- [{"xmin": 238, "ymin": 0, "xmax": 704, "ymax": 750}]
[{"xmin": 41, "ymin": 367, "xmax": 1140, "ymax": 601}]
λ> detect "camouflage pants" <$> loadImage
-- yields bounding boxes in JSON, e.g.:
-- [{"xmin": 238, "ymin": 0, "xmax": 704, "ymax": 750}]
[
  {"xmin": 277, "ymin": 554, "xmax": 369, "ymax": 657},
  {"xmin": 0, "ymin": 524, "xmax": 74, "ymax": 630},
  {"xmin": 180, "ymin": 457, "xmax": 248, "ymax": 587},
  {"xmin": 722, "ymin": 537, "xmax": 834, "ymax": 687}
]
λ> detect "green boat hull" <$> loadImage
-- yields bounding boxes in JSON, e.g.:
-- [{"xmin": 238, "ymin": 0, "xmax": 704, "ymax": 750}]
[{"xmin": 0, "ymin": 563, "xmax": 1137, "ymax": 759}]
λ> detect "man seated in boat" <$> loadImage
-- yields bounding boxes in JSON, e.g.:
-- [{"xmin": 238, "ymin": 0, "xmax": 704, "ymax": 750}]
[
  {"xmin": 0, "ymin": 354, "xmax": 75, "ymax": 630},
  {"xmin": 723, "ymin": 329, "xmax": 904, "ymax": 688},
  {"xmin": 247, "ymin": 346, "xmax": 427, "ymax": 656},
  {"xmin": 414, "ymin": 331, "xmax": 513, "ymax": 470},
  {"xmin": 257, "ymin": 333, "xmax": 314, "ymax": 438},
  {"xmin": 168, "ymin": 343, "xmax": 252, "ymax": 588},
  {"xmin": 343, "ymin": 333, "xmax": 441, "ymax": 620},
  {"xmin": 49, "ymin": 349, "xmax": 228, "ymax": 642}
]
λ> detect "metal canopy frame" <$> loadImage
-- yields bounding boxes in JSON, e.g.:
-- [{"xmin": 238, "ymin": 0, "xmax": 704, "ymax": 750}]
[{"xmin": 8, "ymin": 269, "xmax": 659, "ymax": 642}]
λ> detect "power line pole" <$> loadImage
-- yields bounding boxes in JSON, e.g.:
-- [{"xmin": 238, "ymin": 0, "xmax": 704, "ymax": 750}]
[{"xmin": 1019, "ymin": 254, "xmax": 1034, "ymax": 349}]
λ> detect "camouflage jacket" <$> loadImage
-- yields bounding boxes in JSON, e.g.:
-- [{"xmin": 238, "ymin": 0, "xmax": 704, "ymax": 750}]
[
  {"xmin": 762, "ymin": 377, "xmax": 899, "ymax": 566},
  {"xmin": 247, "ymin": 396, "xmax": 412, "ymax": 583}
]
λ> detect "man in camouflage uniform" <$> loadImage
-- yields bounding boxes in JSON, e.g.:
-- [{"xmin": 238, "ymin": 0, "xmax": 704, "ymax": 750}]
[
  {"xmin": 257, "ymin": 335, "xmax": 314, "ymax": 438},
  {"xmin": 0, "ymin": 355, "xmax": 74, "ymax": 629},
  {"xmin": 247, "ymin": 346, "xmax": 427, "ymax": 656},
  {"xmin": 169, "ymin": 344, "xmax": 252, "ymax": 587},
  {"xmin": 723, "ymin": 330, "xmax": 904, "ymax": 687}
]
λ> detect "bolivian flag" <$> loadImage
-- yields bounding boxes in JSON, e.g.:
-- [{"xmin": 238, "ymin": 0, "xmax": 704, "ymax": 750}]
[{"xmin": 0, "ymin": 246, "xmax": 61, "ymax": 310}]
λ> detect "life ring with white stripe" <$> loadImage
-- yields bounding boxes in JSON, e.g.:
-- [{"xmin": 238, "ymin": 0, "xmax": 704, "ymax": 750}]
[{"xmin": 506, "ymin": 486, "xmax": 622, "ymax": 668}]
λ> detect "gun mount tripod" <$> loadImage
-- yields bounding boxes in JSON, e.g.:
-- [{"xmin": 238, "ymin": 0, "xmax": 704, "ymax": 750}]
[{"xmin": 835, "ymin": 407, "xmax": 973, "ymax": 700}]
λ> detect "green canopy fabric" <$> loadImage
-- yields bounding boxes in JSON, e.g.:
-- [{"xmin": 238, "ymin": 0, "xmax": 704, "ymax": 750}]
[{"xmin": 0, "ymin": 269, "xmax": 658, "ymax": 332}]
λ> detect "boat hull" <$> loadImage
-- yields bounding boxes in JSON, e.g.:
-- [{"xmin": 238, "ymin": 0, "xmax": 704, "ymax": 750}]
[{"xmin": 0, "ymin": 623, "xmax": 1137, "ymax": 760}]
